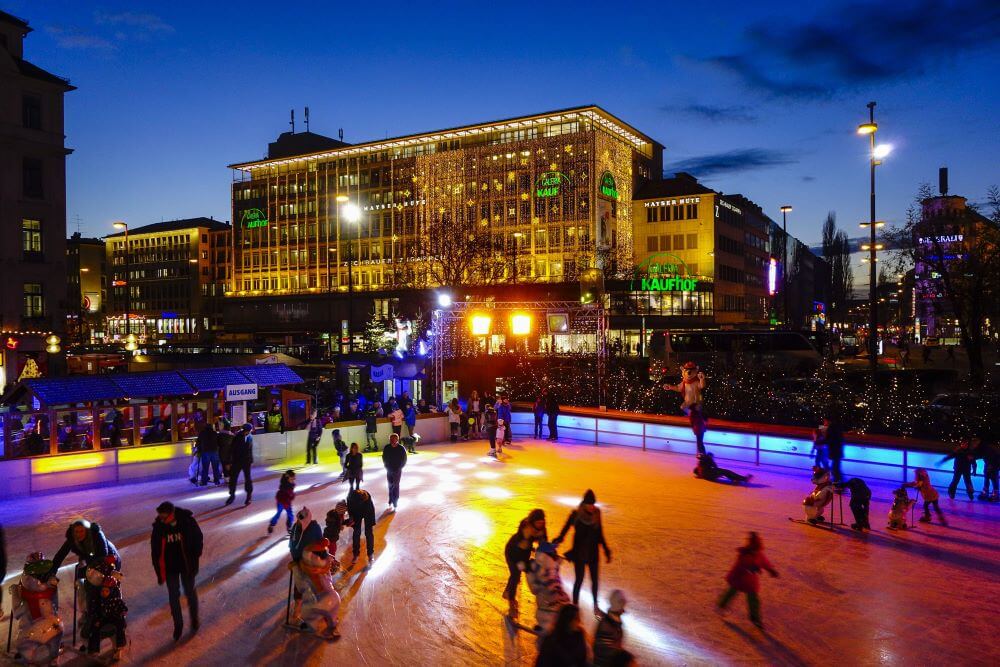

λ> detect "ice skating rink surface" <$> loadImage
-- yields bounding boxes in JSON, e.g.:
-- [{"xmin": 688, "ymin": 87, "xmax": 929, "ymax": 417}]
[{"xmin": 1, "ymin": 437, "xmax": 998, "ymax": 666}]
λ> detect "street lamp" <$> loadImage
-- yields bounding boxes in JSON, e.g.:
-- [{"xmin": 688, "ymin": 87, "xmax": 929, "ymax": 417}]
[
  {"xmin": 779, "ymin": 205, "xmax": 792, "ymax": 326},
  {"xmin": 112, "ymin": 221, "xmax": 129, "ymax": 340},
  {"xmin": 857, "ymin": 102, "xmax": 890, "ymax": 376}
]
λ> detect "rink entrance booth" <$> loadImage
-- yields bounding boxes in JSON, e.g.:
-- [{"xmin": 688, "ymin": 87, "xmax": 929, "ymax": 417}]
[{"xmin": 0, "ymin": 365, "xmax": 310, "ymax": 497}]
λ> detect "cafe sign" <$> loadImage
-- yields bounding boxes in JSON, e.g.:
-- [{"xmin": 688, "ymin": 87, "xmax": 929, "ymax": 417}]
[{"xmin": 535, "ymin": 171, "xmax": 570, "ymax": 198}]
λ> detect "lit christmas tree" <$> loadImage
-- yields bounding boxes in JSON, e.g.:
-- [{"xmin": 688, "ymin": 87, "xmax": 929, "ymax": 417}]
[{"xmin": 18, "ymin": 357, "xmax": 42, "ymax": 381}]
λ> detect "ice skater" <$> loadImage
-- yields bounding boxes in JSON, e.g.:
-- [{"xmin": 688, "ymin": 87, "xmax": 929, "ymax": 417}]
[
  {"xmin": 447, "ymin": 399, "xmax": 462, "ymax": 441},
  {"xmin": 533, "ymin": 392, "xmax": 547, "ymax": 439},
  {"xmin": 535, "ymin": 604, "xmax": 589, "ymax": 666},
  {"xmin": 716, "ymin": 532, "xmax": 779, "ymax": 630},
  {"xmin": 593, "ymin": 590, "xmax": 629, "ymax": 667},
  {"xmin": 484, "ymin": 404, "xmax": 499, "ymax": 456},
  {"xmin": 494, "ymin": 419, "xmax": 507, "ymax": 457},
  {"xmin": 945, "ymin": 440, "xmax": 977, "ymax": 500},
  {"xmin": 802, "ymin": 467, "xmax": 834, "ymax": 524},
  {"xmin": 554, "ymin": 490, "xmax": 612, "ymax": 615},
  {"xmin": 834, "ymin": 477, "xmax": 872, "ymax": 531},
  {"xmin": 87, "ymin": 559, "xmax": 128, "ymax": 660},
  {"xmin": 346, "ymin": 488, "xmax": 377, "ymax": 567},
  {"xmin": 345, "ymin": 442, "xmax": 363, "ymax": 490},
  {"xmin": 47, "ymin": 519, "xmax": 121, "ymax": 580},
  {"xmin": 495, "ymin": 393, "xmax": 513, "ymax": 446},
  {"xmin": 305, "ymin": 410, "xmax": 323, "ymax": 465},
  {"xmin": 332, "ymin": 429, "xmax": 348, "ymax": 479},
  {"xmin": 225, "ymin": 423, "xmax": 254, "ymax": 506},
  {"xmin": 526, "ymin": 541, "xmax": 571, "ymax": 634},
  {"xmin": 906, "ymin": 468, "xmax": 947, "ymax": 525},
  {"xmin": 663, "ymin": 361, "xmax": 708, "ymax": 454},
  {"xmin": 151, "ymin": 502, "xmax": 203, "ymax": 641},
  {"xmin": 269, "ymin": 470, "xmax": 297, "ymax": 534},
  {"xmin": 888, "ymin": 487, "xmax": 916, "ymax": 530},
  {"xmin": 292, "ymin": 539, "xmax": 341, "ymax": 640},
  {"xmin": 381, "ymin": 433, "xmax": 407, "ymax": 511},
  {"xmin": 288, "ymin": 507, "xmax": 323, "ymax": 627},
  {"xmin": 694, "ymin": 452, "xmax": 752, "ymax": 485},
  {"xmin": 503, "ymin": 509, "xmax": 547, "ymax": 622},
  {"xmin": 323, "ymin": 500, "xmax": 349, "ymax": 553}
]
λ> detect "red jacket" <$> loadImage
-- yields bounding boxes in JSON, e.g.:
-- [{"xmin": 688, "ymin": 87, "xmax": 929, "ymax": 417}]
[
  {"xmin": 275, "ymin": 478, "xmax": 295, "ymax": 508},
  {"xmin": 725, "ymin": 547, "xmax": 776, "ymax": 594}
]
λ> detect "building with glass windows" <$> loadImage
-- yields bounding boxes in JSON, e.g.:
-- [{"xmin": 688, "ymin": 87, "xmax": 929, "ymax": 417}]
[{"xmin": 0, "ymin": 10, "xmax": 74, "ymax": 391}]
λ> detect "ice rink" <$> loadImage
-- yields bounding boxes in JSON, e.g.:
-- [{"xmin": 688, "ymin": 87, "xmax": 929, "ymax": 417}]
[{"xmin": 1, "ymin": 437, "xmax": 998, "ymax": 666}]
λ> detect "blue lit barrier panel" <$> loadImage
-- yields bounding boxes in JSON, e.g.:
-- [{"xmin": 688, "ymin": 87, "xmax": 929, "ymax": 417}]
[{"xmin": 512, "ymin": 408, "xmax": 983, "ymax": 490}]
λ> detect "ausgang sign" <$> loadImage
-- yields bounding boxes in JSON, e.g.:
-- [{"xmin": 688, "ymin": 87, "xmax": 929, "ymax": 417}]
[{"xmin": 225, "ymin": 383, "xmax": 258, "ymax": 402}]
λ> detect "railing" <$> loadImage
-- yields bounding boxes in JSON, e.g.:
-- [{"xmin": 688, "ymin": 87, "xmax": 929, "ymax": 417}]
[{"xmin": 509, "ymin": 406, "xmax": 980, "ymax": 491}]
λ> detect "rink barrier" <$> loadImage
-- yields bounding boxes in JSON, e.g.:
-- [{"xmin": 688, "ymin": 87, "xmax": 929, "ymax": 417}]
[
  {"xmin": 0, "ymin": 414, "xmax": 448, "ymax": 499},
  {"xmin": 509, "ymin": 407, "xmax": 980, "ymax": 489}
]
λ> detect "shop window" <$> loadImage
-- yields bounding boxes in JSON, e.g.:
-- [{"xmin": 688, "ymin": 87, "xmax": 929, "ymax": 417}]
[{"xmin": 56, "ymin": 409, "xmax": 95, "ymax": 453}]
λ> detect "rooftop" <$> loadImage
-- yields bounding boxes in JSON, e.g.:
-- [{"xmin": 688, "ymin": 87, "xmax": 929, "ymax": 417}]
[
  {"xmin": 106, "ymin": 217, "xmax": 231, "ymax": 238},
  {"xmin": 634, "ymin": 173, "xmax": 717, "ymax": 199},
  {"xmin": 230, "ymin": 105, "xmax": 659, "ymax": 171},
  {"xmin": 0, "ymin": 9, "xmax": 31, "ymax": 31}
]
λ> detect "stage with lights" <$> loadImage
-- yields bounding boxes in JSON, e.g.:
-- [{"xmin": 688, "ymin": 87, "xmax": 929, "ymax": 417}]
[{"xmin": 1, "ymin": 437, "xmax": 996, "ymax": 665}]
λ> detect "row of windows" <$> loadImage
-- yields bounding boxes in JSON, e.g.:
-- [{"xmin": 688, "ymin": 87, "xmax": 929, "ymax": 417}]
[
  {"xmin": 611, "ymin": 291, "xmax": 713, "ymax": 317},
  {"xmin": 717, "ymin": 235, "xmax": 741, "ymax": 255},
  {"xmin": 644, "ymin": 203, "xmax": 699, "ymax": 223},
  {"xmin": 113, "ymin": 235, "xmax": 196, "ymax": 250},
  {"xmin": 744, "ymin": 232, "xmax": 768, "ymax": 252},
  {"xmin": 645, "ymin": 233, "xmax": 698, "ymax": 252},
  {"xmin": 720, "ymin": 294, "xmax": 747, "ymax": 313},
  {"xmin": 718, "ymin": 265, "xmax": 744, "ymax": 284}
]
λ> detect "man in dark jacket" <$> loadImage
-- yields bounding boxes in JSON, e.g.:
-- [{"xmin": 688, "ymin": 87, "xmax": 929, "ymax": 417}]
[
  {"xmin": 197, "ymin": 422, "xmax": 221, "ymax": 486},
  {"xmin": 49, "ymin": 519, "xmax": 121, "ymax": 576},
  {"xmin": 381, "ymin": 433, "xmax": 408, "ymax": 511},
  {"xmin": 151, "ymin": 501, "xmax": 203, "ymax": 640},
  {"xmin": 346, "ymin": 488, "xmax": 376, "ymax": 566},
  {"xmin": 216, "ymin": 419, "xmax": 234, "ymax": 479},
  {"xmin": 835, "ymin": 478, "xmax": 872, "ymax": 531},
  {"xmin": 363, "ymin": 405, "xmax": 379, "ymax": 452},
  {"xmin": 225, "ymin": 423, "xmax": 254, "ymax": 506},
  {"xmin": 822, "ymin": 416, "xmax": 845, "ymax": 483},
  {"xmin": 546, "ymin": 393, "xmax": 561, "ymax": 441}
]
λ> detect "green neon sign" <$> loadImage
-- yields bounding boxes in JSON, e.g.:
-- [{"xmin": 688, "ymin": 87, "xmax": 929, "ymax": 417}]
[
  {"xmin": 630, "ymin": 252, "xmax": 698, "ymax": 292},
  {"xmin": 536, "ymin": 171, "xmax": 570, "ymax": 198},
  {"xmin": 599, "ymin": 171, "xmax": 618, "ymax": 200},
  {"xmin": 241, "ymin": 208, "xmax": 268, "ymax": 229}
]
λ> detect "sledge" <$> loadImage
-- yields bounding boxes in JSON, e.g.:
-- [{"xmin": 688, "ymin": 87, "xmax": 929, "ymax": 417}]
[
  {"xmin": 787, "ymin": 517, "xmax": 835, "ymax": 530},
  {"xmin": 503, "ymin": 614, "xmax": 539, "ymax": 636}
]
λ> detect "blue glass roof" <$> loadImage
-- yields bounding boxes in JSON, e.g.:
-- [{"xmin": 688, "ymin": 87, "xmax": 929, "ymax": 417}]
[
  {"xmin": 111, "ymin": 371, "xmax": 194, "ymax": 399},
  {"xmin": 26, "ymin": 376, "xmax": 124, "ymax": 405},
  {"xmin": 177, "ymin": 367, "xmax": 249, "ymax": 392},
  {"xmin": 238, "ymin": 365, "xmax": 304, "ymax": 387}
]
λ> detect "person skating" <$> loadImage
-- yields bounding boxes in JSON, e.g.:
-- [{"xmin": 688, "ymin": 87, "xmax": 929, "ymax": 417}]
[
  {"xmin": 226, "ymin": 423, "xmax": 254, "ymax": 506},
  {"xmin": 346, "ymin": 489, "xmax": 377, "ymax": 567},
  {"xmin": 526, "ymin": 541, "xmax": 571, "ymax": 634},
  {"xmin": 197, "ymin": 420, "xmax": 222, "ymax": 486},
  {"xmin": 269, "ymin": 470, "xmax": 297, "ymax": 534},
  {"xmin": 495, "ymin": 419, "xmax": 507, "ymax": 457},
  {"xmin": 535, "ymin": 604, "xmax": 590, "ymax": 667},
  {"xmin": 663, "ymin": 361, "xmax": 707, "ymax": 454},
  {"xmin": 87, "ymin": 558, "xmax": 128, "ymax": 659},
  {"xmin": 834, "ymin": 477, "xmax": 872, "ymax": 530},
  {"xmin": 495, "ymin": 394, "xmax": 513, "ymax": 446},
  {"xmin": 305, "ymin": 410, "xmax": 323, "ymax": 465},
  {"xmin": 324, "ymin": 500, "xmax": 349, "ymax": 550},
  {"xmin": 363, "ymin": 405, "xmax": 379, "ymax": 453},
  {"xmin": 151, "ymin": 501, "xmax": 203, "ymax": 641},
  {"xmin": 716, "ymin": 532, "xmax": 778, "ymax": 630},
  {"xmin": 554, "ymin": 490, "xmax": 612, "ymax": 615},
  {"xmin": 48, "ymin": 519, "xmax": 121, "ymax": 577},
  {"xmin": 404, "ymin": 403, "xmax": 417, "ymax": 440},
  {"xmin": 975, "ymin": 435, "xmax": 1000, "ymax": 502},
  {"xmin": 888, "ymin": 487, "xmax": 915, "ymax": 529},
  {"xmin": 906, "ymin": 468, "xmax": 947, "ymax": 525},
  {"xmin": 694, "ymin": 452, "xmax": 753, "ymax": 485},
  {"xmin": 546, "ymin": 392, "xmax": 561, "ymax": 441},
  {"xmin": 533, "ymin": 392, "xmax": 547, "ymax": 439},
  {"xmin": 345, "ymin": 442, "xmax": 363, "ymax": 490},
  {"xmin": 824, "ymin": 415, "xmax": 845, "ymax": 482},
  {"xmin": 292, "ymin": 538, "xmax": 341, "ymax": 639},
  {"xmin": 484, "ymin": 404, "xmax": 499, "ymax": 456},
  {"xmin": 332, "ymin": 429, "xmax": 348, "ymax": 479},
  {"xmin": 802, "ymin": 467, "xmax": 834, "ymax": 524},
  {"xmin": 388, "ymin": 403, "xmax": 405, "ymax": 440},
  {"xmin": 382, "ymin": 433, "xmax": 408, "ymax": 511},
  {"xmin": 217, "ymin": 418, "xmax": 234, "ymax": 481},
  {"xmin": 593, "ymin": 589, "xmax": 629, "ymax": 667},
  {"xmin": 288, "ymin": 507, "xmax": 324, "ymax": 626},
  {"xmin": 468, "ymin": 390, "xmax": 482, "ymax": 437},
  {"xmin": 503, "ymin": 509, "xmax": 548, "ymax": 621},
  {"xmin": 447, "ymin": 398, "xmax": 462, "ymax": 442},
  {"xmin": 945, "ymin": 439, "xmax": 977, "ymax": 500}
]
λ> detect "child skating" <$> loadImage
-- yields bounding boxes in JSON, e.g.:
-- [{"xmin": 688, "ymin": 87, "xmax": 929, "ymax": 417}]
[
  {"xmin": 906, "ymin": 468, "xmax": 947, "ymax": 525},
  {"xmin": 345, "ymin": 443, "xmax": 363, "ymax": 490},
  {"xmin": 888, "ymin": 487, "xmax": 916, "ymax": 529},
  {"xmin": 269, "ymin": 470, "xmax": 296, "ymax": 534},
  {"xmin": 717, "ymin": 532, "xmax": 779, "ymax": 630}
]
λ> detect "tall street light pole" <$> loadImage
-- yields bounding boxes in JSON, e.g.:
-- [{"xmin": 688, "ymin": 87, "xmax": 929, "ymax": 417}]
[
  {"xmin": 780, "ymin": 205, "xmax": 792, "ymax": 326},
  {"xmin": 112, "ymin": 221, "xmax": 129, "ymax": 340},
  {"xmin": 857, "ymin": 102, "xmax": 890, "ymax": 378}
]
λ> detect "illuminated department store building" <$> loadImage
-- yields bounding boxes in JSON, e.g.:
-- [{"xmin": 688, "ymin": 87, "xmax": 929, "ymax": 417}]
[{"xmin": 224, "ymin": 105, "xmax": 810, "ymax": 355}]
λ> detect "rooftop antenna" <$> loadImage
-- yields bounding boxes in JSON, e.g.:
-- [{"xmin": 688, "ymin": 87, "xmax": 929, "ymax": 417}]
[
  {"xmin": 339, "ymin": 128, "xmax": 344, "ymax": 141},
  {"xmin": 289, "ymin": 109, "xmax": 295, "ymax": 134},
  {"xmin": 73, "ymin": 214, "xmax": 82, "ymax": 235},
  {"xmin": 304, "ymin": 107, "xmax": 310, "ymax": 132}
]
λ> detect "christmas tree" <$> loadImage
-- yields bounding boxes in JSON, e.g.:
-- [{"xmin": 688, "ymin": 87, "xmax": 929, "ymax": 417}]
[{"xmin": 18, "ymin": 357, "xmax": 42, "ymax": 381}]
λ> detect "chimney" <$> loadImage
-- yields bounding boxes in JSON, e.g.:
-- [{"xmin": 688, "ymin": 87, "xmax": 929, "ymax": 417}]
[{"xmin": 939, "ymin": 167, "xmax": 948, "ymax": 195}]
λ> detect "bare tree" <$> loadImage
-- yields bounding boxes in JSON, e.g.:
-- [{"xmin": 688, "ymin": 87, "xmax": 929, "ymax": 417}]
[{"xmin": 821, "ymin": 213, "xmax": 853, "ymax": 321}]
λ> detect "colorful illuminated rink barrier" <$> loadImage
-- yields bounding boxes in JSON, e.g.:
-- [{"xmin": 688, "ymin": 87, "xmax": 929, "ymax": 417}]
[{"xmin": 509, "ymin": 406, "xmax": 979, "ymax": 489}]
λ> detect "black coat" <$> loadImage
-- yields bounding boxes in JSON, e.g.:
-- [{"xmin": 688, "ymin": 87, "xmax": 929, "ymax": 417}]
[
  {"xmin": 150, "ymin": 507, "xmax": 203, "ymax": 579},
  {"xmin": 230, "ymin": 432, "xmax": 253, "ymax": 465},
  {"xmin": 536, "ymin": 630, "xmax": 589, "ymax": 667},
  {"xmin": 51, "ymin": 521, "xmax": 120, "ymax": 572},
  {"xmin": 381, "ymin": 443, "xmax": 408, "ymax": 471},
  {"xmin": 196, "ymin": 425, "xmax": 219, "ymax": 454},
  {"xmin": 556, "ymin": 505, "xmax": 609, "ymax": 562},
  {"xmin": 347, "ymin": 490, "xmax": 376, "ymax": 527},
  {"xmin": 345, "ymin": 452, "xmax": 363, "ymax": 475}
]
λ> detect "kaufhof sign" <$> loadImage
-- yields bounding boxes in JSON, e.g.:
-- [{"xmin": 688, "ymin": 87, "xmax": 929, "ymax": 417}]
[
  {"xmin": 225, "ymin": 383, "xmax": 258, "ymax": 402},
  {"xmin": 630, "ymin": 252, "xmax": 699, "ymax": 292}
]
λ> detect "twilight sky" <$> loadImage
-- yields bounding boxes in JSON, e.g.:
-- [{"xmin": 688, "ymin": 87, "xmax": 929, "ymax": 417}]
[{"xmin": 9, "ymin": 0, "xmax": 1000, "ymax": 249}]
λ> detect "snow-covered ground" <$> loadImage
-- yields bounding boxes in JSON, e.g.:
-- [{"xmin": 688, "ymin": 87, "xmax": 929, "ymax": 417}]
[{"xmin": 1, "ymin": 437, "xmax": 997, "ymax": 666}]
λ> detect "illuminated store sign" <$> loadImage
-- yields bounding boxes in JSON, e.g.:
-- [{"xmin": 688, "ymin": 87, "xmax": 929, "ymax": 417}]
[
  {"xmin": 768, "ymin": 257, "xmax": 778, "ymax": 295},
  {"xmin": 630, "ymin": 252, "xmax": 698, "ymax": 292},
  {"xmin": 716, "ymin": 199, "xmax": 742, "ymax": 216},
  {"xmin": 536, "ymin": 172, "xmax": 570, "ymax": 198},
  {"xmin": 644, "ymin": 197, "xmax": 700, "ymax": 208},
  {"xmin": 241, "ymin": 208, "xmax": 268, "ymax": 229},
  {"xmin": 599, "ymin": 171, "xmax": 619, "ymax": 200},
  {"xmin": 918, "ymin": 234, "xmax": 963, "ymax": 245}
]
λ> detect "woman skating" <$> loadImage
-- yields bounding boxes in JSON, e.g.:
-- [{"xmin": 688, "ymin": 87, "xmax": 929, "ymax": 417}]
[{"xmin": 554, "ymin": 490, "xmax": 612, "ymax": 615}]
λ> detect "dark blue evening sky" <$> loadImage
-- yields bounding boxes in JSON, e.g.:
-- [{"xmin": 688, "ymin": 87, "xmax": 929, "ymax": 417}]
[{"xmin": 8, "ymin": 1, "xmax": 1000, "ymax": 251}]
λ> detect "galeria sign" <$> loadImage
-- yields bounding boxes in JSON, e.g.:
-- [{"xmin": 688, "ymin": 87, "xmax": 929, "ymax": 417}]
[
  {"xmin": 536, "ymin": 171, "xmax": 570, "ymax": 198},
  {"xmin": 225, "ymin": 383, "xmax": 258, "ymax": 402}
]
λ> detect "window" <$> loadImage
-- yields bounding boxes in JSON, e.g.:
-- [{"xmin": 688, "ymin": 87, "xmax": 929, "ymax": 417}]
[
  {"xmin": 22, "ymin": 95, "xmax": 42, "ymax": 130},
  {"xmin": 23, "ymin": 284, "xmax": 44, "ymax": 318},
  {"xmin": 673, "ymin": 205, "xmax": 683, "ymax": 220},
  {"xmin": 22, "ymin": 219, "xmax": 42, "ymax": 254},
  {"xmin": 646, "ymin": 208, "xmax": 656, "ymax": 223},
  {"xmin": 646, "ymin": 236, "xmax": 658, "ymax": 252},
  {"xmin": 673, "ymin": 234, "xmax": 684, "ymax": 250},
  {"xmin": 660, "ymin": 207, "xmax": 671, "ymax": 222},
  {"xmin": 23, "ymin": 158, "xmax": 43, "ymax": 198},
  {"xmin": 660, "ymin": 235, "xmax": 671, "ymax": 251},
  {"xmin": 686, "ymin": 233, "xmax": 698, "ymax": 249},
  {"xmin": 687, "ymin": 203, "xmax": 698, "ymax": 219}
]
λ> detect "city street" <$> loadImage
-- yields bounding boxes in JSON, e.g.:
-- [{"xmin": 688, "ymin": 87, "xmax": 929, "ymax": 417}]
[{"xmin": 2, "ymin": 438, "xmax": 997, "ymax": 666}]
